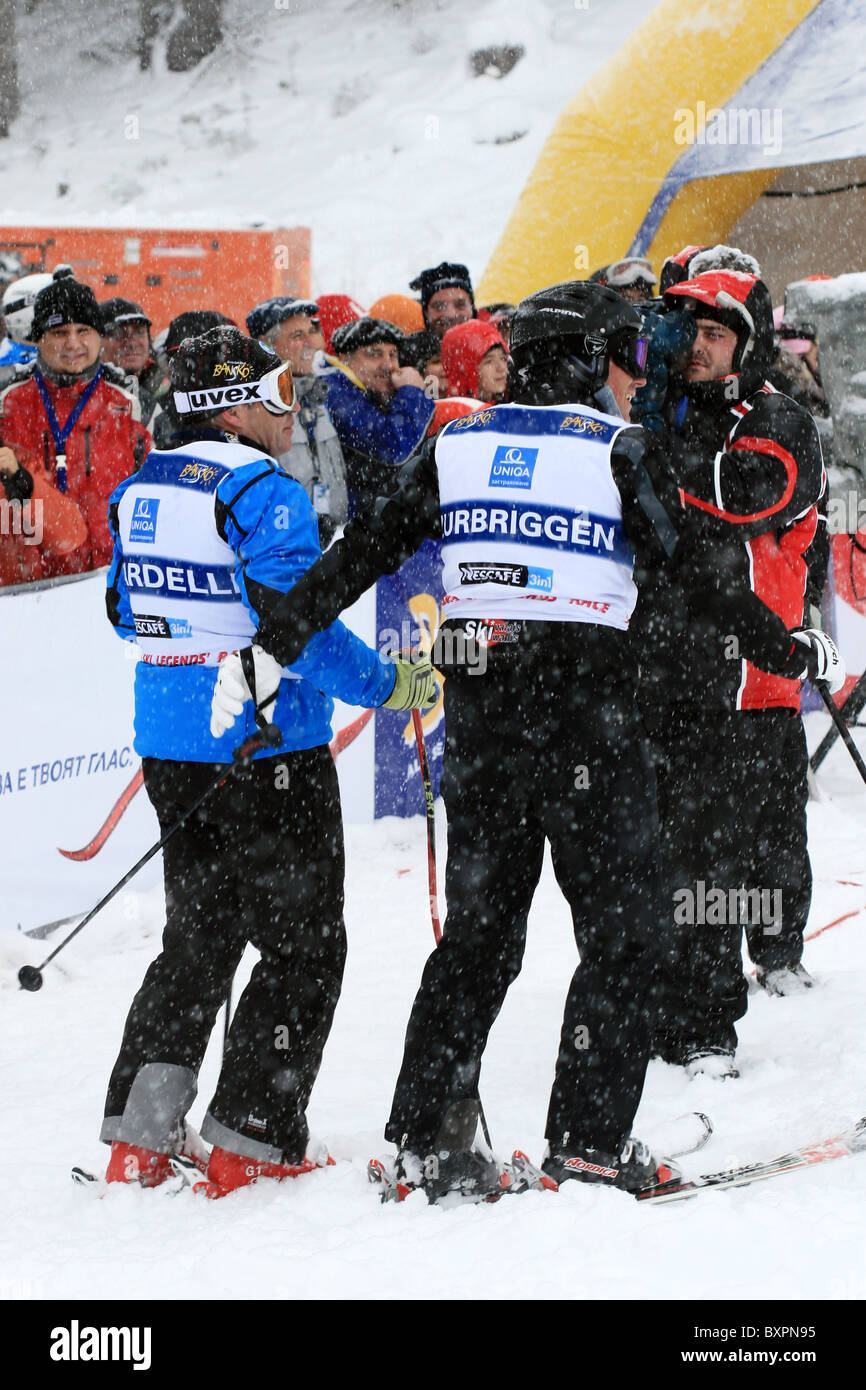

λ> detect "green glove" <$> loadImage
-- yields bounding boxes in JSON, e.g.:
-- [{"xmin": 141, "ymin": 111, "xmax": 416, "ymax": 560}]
[{"xmin": 382, "ymin": 654, "xmax": 438, "ymax": 711}]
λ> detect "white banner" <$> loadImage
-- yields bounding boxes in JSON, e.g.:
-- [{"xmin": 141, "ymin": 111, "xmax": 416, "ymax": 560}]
[{"xmin": 0, "ymin": 571, "xmax": 377, "ymax": 935}]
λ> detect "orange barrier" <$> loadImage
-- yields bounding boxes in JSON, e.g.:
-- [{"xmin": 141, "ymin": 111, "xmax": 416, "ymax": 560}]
[{"xmin": 0, "ymin": 225, "xmax": 311, "ymax": 334}]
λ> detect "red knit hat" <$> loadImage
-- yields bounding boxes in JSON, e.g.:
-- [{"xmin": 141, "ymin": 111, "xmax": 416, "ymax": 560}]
[
  {"xmin": 440, "ymin": 320, "xmax": 508, "ymax": 399},
  {"xmin": 316, "ymin": 294, "xmax": 366, "ymax": 354}
]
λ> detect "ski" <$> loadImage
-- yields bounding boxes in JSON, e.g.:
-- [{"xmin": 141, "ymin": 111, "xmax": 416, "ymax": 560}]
[
  {"xmin": 635, "ymin": 1115, "xmax": 866, "ymax": 1204},
  {"xmin": 368, "ymin": 1114, "xmax": 713, "ymax": 1204}
]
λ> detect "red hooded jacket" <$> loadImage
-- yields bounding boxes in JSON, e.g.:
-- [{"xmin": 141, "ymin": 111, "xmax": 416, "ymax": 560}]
[{"xmin": 440, "ymin": 321, "xmax": 508, "ymax": 400}]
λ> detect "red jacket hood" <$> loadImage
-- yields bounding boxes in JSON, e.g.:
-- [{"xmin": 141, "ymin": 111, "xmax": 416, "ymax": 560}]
[{"xmin": 440, "ymin": 320, "xmax": 507, "ymax": 399}]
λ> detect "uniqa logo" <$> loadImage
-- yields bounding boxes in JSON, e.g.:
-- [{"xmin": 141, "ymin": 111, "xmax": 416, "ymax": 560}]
[{"xmin": 488, "ymin": 443, "xmax": 539, "ymax": 489}]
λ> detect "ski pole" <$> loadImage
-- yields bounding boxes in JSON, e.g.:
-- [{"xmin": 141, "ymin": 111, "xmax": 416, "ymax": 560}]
[
  {"xmin": 817, "ymin": 681, "xmax": 866, "ymax": 788},
  {"xmin": 412, "ymin": 709, "xmax": 441, "ymax": 943},
  {"xmin": 17, "ymin": 727, "xmax": 281, "ymax": 993},
  {"xmin": 411, "ymin": 708, "xmax": 494, "ymax": 1155},
  {"xmin": 810, "ymin": 668, "xmax": 866, "ymax": 771}
]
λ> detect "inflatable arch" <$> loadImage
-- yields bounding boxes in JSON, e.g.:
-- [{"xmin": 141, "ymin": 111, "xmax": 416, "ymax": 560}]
[{"xmin": 477, "ymin": 0, "xmax": 866, "ymax": 304}]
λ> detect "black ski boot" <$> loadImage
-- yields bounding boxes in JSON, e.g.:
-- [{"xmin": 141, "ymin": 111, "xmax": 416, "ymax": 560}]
[
  {"xmin": 395, "ymin": 1147, "xmax": 510, "ymax": 1205},
  {"xmin": 543, "ymin": 1137, "xmax": 679, "ymax": 1194}
]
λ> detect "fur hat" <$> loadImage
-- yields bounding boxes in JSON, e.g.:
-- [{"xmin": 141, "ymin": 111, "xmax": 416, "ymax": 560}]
[
  {"xmin": 246, "ymin": 296, "xmax": 319, "ymax": 340},
  {"xmin": 687, "ymin": 245, "xmax": 762, "ymax": 279},
  {"xmin": 331, "ymin": 317, "xmax": 403, "ymax": 355}
]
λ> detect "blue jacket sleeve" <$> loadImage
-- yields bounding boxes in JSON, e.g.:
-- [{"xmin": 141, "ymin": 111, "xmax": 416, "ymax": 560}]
[
  {"xmin": 326, "ymin": 373, "xmax": 434, "ymax": 465},
  {"xmin": 216, "ymin": 459, "xmax": 395, "ymax": 708},
  {"xmin": 105, "ymin": 479, "xmax": 136, "ymax": 639}
]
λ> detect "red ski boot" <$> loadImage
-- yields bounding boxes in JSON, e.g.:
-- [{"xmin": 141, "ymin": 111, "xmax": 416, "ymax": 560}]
[
  {"xmin": 105, "ymin": 1141, "xmax": 173, "ymax": 1188},
  {"xmin": 105, "ymin": 1126, "xmax": 210, "ymax": 1188},
  {"xmin": 196, "ymin": 1143, "xmax": 335, "ymax": 1199}
]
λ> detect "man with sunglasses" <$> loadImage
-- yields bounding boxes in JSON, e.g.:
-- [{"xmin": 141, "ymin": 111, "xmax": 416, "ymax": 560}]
[
  {"xmin": 208, "ymin": 282, "xmax": 829, "ymax": 1202},
  {"xmin": 98, "ymin": 326, "xmax": 436, "ymax": 1197}
]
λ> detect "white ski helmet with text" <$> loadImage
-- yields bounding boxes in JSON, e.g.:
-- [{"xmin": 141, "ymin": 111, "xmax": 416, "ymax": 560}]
[{"xmin": 2, "ymin": 265, "xmax": 73, "ymax": 345}]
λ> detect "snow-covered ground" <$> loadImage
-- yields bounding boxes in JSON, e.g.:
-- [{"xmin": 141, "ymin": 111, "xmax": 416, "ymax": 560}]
[
  {"xmin": 0, "ymin": 0, "xmax": 650, "ymax": 303},
  {"xmin": 2, "ymin": 708, "xmax": 865, "ymax": 1304}
]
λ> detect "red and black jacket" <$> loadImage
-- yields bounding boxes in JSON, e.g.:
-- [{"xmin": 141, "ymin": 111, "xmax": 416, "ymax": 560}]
[{"xmin": 632, "ymin": 380, "xmax": 824, "ymax": 712}]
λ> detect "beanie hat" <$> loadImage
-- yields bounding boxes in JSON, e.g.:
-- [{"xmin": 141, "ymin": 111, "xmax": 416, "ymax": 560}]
[
  {"xmin": 331, "ymin": 317, "xmax": 403, "ymax": 355},
  {"xmin": 166, "ymin": 310, "xmax": 236, "ymax": 355},
  {"xmin": 440, "ymin": 320, "xmax": 508, "ymax": 399},
  {"xmin": 398, "ymin": 330, "xmax": 442, "ymax": 374},
  {"xmin": 408, "ymin": 262, "xmax": 475, "ymax": 316},
  {"xmin": 368, "ymin": 293, "xmax": 425, "ymax": 336},
  {"xmin": 169, "ymin": 326, "xmax": 280, "ymax": 420},
  {"xmin": 31, "ymin": 278, "xmax": 103, "ymax": 340},
  {"xmin": 316, "ymin": 294, "xmax": 366, "ymax": 354},
  {"xmin": 246, "ymin": 296, "xmax": 319, "ymax": 340},
  {"xmin": 100, "ymin": 297, "xmax": 151, "ymax": 335}
]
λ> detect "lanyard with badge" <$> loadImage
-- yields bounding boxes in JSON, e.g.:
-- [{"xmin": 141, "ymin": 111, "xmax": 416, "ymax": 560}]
[
  {"xmin": 33, "ymin": 365, "xmax": 103, "ymax": 493},
  {"xmin": 298, "ymin": 392, "xmax": 330, "ymax": 514}
]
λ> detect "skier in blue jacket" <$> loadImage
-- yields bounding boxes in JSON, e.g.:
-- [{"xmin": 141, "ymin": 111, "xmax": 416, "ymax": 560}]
[{"xmin": 100, "ymin": 326, "xmax": 435, "ymax": 1197}]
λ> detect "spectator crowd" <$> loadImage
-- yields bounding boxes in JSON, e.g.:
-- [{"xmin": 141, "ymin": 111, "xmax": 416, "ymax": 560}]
[
  {"xmin": 0, "ymin": 247, "xmax": 830, "ymax": 592},
  {"xmin": 0, "ymin": 258, "xmax": 517, "ymax": 583}
]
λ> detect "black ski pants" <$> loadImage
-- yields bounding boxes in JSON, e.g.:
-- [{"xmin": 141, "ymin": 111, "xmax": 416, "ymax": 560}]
[
  {"xmin": 643, "ymin": 705, "xmax": 811, "ymax": 1057},
  {"xmin": 385, "ymin": 660, "xmax": 664, "ymax": 1158},
  {"xmin": 103, "ymin": 747, "xmax": 346, "ymax": 1163}
]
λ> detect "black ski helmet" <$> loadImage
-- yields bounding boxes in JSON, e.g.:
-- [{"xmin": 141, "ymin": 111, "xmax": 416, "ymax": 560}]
[{"xmin": 508, "ymin": 281, "xmax": 645, "ymax": 405}]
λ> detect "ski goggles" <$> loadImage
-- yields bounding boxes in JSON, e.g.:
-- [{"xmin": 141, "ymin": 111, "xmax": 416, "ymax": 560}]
[
  {"xmin": 608, "ymin": 328, "xmax": 649, "ymax": 377},
  {"xmin": 605, "ymin": 257, "xmax": 657, "ymax": 290},
  {"xmin": 173, "ymin": 361, "xmax": 296, "ymax": 416}
]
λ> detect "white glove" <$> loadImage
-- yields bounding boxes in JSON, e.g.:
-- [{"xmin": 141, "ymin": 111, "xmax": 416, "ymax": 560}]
[
  {"xmin": 210, "ymin": 644, "xmax": 283, "ymax": 739},
  {"xmin": 791, "ymin": 628, "xmax": 846, "ymax": 695}
]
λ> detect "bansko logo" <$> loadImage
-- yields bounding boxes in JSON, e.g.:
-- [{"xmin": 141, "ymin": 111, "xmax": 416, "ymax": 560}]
[
  {"xmin": 129, "ymin": 497, "xmax": 160, "ymax": 544},
  {"xmin": 489, "ymin": 445, "xmax": 539, "ymax": 489}
]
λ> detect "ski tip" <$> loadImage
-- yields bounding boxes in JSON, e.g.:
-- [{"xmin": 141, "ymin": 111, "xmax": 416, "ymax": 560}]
[
  {"xmin": 508, "ymin": 1150, "xmax": 559, "ymax": 1193},
  {"xmin": 71, "ymin": 1165, "xmax": 99, "ymax": 1185},
  {"xmin": 695, "ymin": 1112, "xmax": 713, "ymax": 1143},
  {"xmin": 367, "ymin": 1157, "xmax": 411, "ymax": 1202}
]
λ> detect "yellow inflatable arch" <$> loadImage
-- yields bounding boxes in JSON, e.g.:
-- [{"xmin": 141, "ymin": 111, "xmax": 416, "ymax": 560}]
[{"xmin": 477, "ymin": 0, "xmax": 838, "ymax": 304}]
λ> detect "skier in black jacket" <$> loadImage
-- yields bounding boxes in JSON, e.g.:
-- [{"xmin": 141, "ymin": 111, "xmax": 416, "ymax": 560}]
[
  {"xmin": 213, "ymin": 282, "xmax": 839, "ymax": 1202},
  {"xmin": 631, "ymin": 268, "xmax": 844, "ymax": 1077}
]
